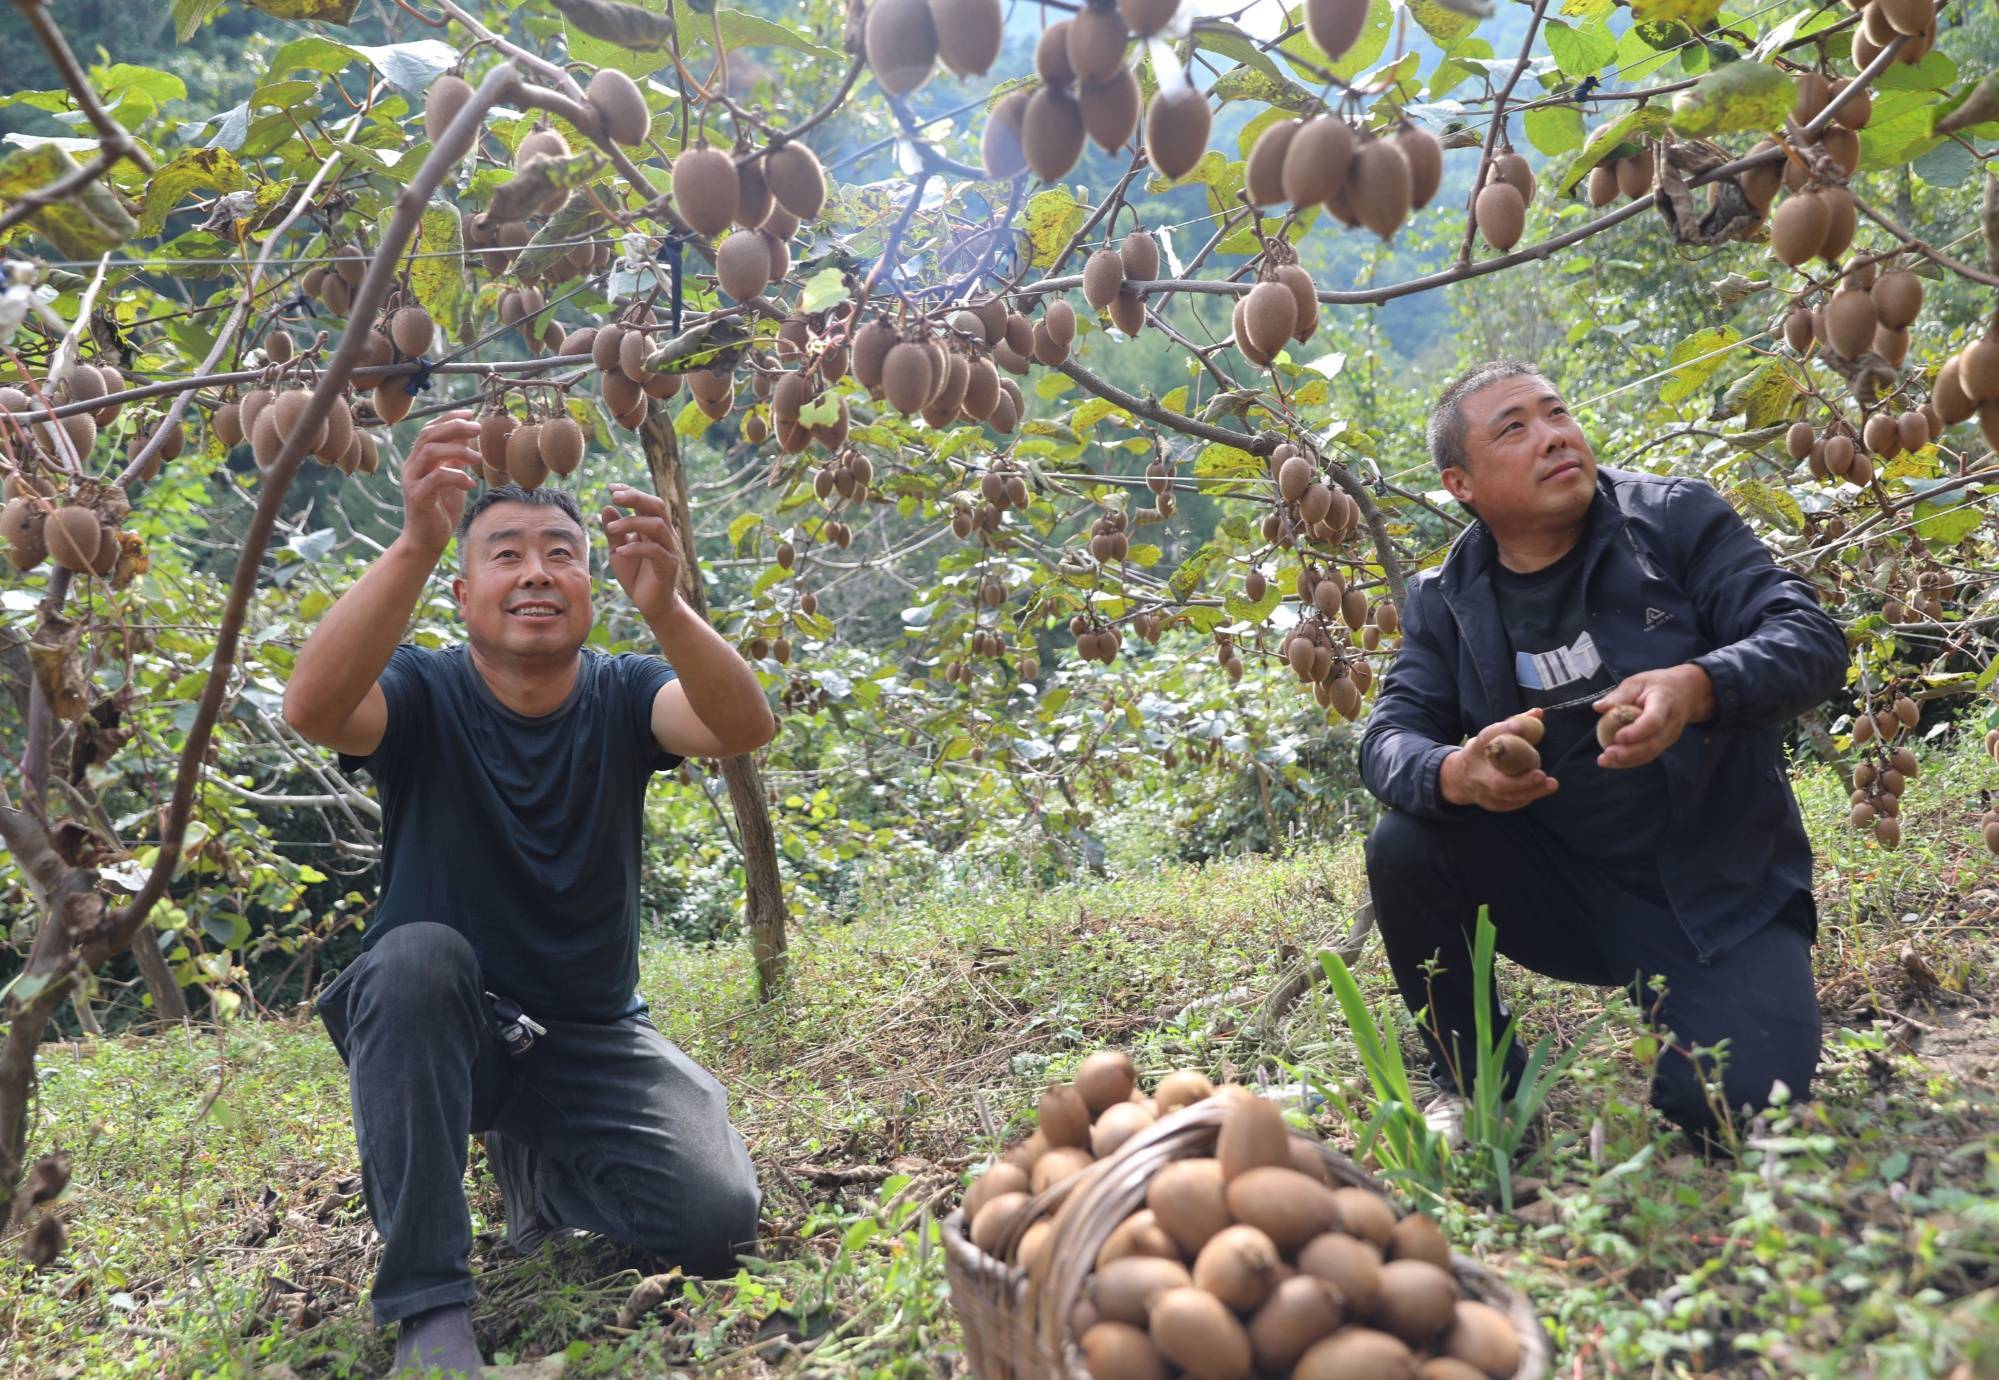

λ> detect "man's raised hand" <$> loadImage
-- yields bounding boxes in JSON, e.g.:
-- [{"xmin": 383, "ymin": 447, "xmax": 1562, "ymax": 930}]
[
  {"xmin": 400, "ymin": 413, "xmax": 480, "ymax": 556},
  {"xmin": 1594, "ymin": 664, "xmax": 1715, "ymax": 769},
  {"xmin": 1440, "ymin": 709, "xmax": 1559, "ymax": 811},
  {"xmin": 600, "ymin": 482, "xmax": 683, "ymax": 619}
]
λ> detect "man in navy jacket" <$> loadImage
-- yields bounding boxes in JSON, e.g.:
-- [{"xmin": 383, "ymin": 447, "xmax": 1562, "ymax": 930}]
[{"xmin": 1358, "ymin": 361, "xmax": 1849, "ymax": 1151}]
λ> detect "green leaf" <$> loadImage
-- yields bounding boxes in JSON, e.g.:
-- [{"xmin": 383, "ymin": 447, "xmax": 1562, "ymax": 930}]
[
  {"xmin": 1225, "ymin": 579, "xmax": 1282, "ymax": 622},
  {"xmin": 266, "ymin": 36, "xmax": 360, "ymax": 80},
  {"xmin": 246, "ymin": 0, "xmax": 358, "ymax": 19},
  {"xmin": 1912, "ymin": 495, "xmax": 1986, "ymax": 546},
  {"xmin": 0, "ymin": 144, "xmax": 138, "ymax": 256},
  {"xmin": 1210, "ymin": 64, "xmax": 1317, "ymax": 114},
  {"xmin": 1658, "ymin": 326, "xmax": 1741, "ymax": 405},
  {"xmin": 1668, "ymin": 61, "xmax": 1793, "ymax": 138},
  {"xmin": 1728, "ymin": 478, "xmax": 1802, "ymax": 532},
  {"xmin": 1720, "ymin": 359, "xmax": 1800, "ymax": 428},
  {"xmin": 1612, "ymin": 21, "xmax": 1687, "ymax": 83},
  {"xmin": 710, "ymin": 9, "xmax": 843, "ymax": 62},
  {"xmin": 1193, "ymin": 22, "xmax": 1287, "ymax": 85},
  {"xmin": 1523, "ymin": 105, "xmax": 1586, "ymax": 156},
  {"xmin": 514, "ymin": 198, "xmax": 601, "ymax": 282},
  {"xmin": 728, "ymin": 512, "xmax": 762, "ymax": 551},
  {"xmin": 1194, "ymin": 443, "xmax": 1261, "ymax": 478},
  {"xmin": 799, "ymin": 265, "xmax": 847, "ymax": 313},
  {"xmin": 1406, "ymin": 0, "xmax": 1477, "ymax": 48},
  {"xmin": 1912, "ymin": 139, "xmax": 1975, "ymax": 187},
  {"xmin": 174, "ymin": 0, "xmax": 228, "ymax": 40},
  {"xmin": 1168, "ymin": 542, "xmax": 1223, "ymax": 599},
  {"xmin": 1630, "ymin": 0, "xmax": 1718, "ymax": 23},
  {"xmin": 1544, "ymin": 18, "xmax": 1617, "ymax": 78},
  {"xmin": 1560, "ymin": 0, "xmax": 1615, "ymax": 19},
  {"xmin": 1279, "ymin": 0, "xmax": 1392, "ymax": 81},
  {"xmin": 1023, "ymin": 187, "xmax": 1086, "ymax": 269},
  {"xmin": 348, "ymin": 40, "xmax": 458, "ymax": 96},
  {"xmin": 561, "ymin": 0, "xmax": 675, "ymax": 76},
  {"xmin": 408, "ymin": 202, "xmax": 465, "ymax": 335},
  {"xmin": 139, "ymin": 148, "xmax": 247, "ymax": 237},
  {"xmin": 1560, "ymin": 107, "xmax": 1670, "ymax": 191}
]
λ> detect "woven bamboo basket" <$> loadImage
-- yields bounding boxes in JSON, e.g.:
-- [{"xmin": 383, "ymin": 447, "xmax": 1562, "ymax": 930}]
[{"xmin": 942, "ymin": 1097, "xmax": 1551, "ymax": 1380}]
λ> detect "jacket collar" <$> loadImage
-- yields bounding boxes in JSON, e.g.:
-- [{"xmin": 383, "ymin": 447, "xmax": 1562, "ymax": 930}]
[{"xmin": 1438, "ymin": 467, "xmax": 1632, "ymax": 599}]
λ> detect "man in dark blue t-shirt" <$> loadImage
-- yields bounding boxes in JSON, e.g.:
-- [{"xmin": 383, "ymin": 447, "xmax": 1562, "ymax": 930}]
[{"xmin": 284, "ymin": 413, "xmax": 777, "ymax": 1378}]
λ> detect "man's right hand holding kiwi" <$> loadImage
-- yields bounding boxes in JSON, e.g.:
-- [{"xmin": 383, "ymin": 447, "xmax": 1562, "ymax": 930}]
[{"xmin": 1354, "ymin": 364, "xmax": 1848, "ymax": 1158}]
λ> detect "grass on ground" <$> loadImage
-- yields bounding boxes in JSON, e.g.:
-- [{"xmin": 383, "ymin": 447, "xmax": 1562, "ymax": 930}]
[{"xmin": 2, "ymin": 734, "xmax": 1996, "ymax": 1378}]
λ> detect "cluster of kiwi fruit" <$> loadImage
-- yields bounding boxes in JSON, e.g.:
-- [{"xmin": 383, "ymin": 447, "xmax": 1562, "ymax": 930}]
[
  {"xmin": 471, "ymin": 399, "xmax": 586, "ymax": 490},
  {"xmin": 1735, "ymin": 70, "xmax": 1870, "ymax": 241},
  {"xmin": 1847, "ymin": 711, "xmax": 1920, "ymax": 848},
  {"xmin": 1848, "ymin": 0, "xmax": 1938, "ymax": 68},
  {"xmin": 961, "ymin": 1052, "xmax": 1524, "ymax": 1380},
  {"xmin": 1264, "ymin": 443, "xmax": 1362, "ymax": 553},
  {"xmin": 979, "ymin": 1, "xmax": 1162, "ymax": 185},
  {"xmin": 1, "ymin": 366, "xmax": 124, "ymax": 471},
  {"xmin": 218, "ymin": 372, "xmax": 382, "ymax": 478},
  {"xmin": 952, "ymin": 459, "xmax": 1030, "ymax": 540},
  {"xmin": 1979, "ymin": 794, "xmax": 1999, "ymax": 856},
  {"xmin": 944, "ymin": 620, "xmax": 1018, "ymax": 682},
  {"xmin": 1212, "ymin": 632, "xmax": 1247, "ymax": 685},
  {"xmin": 1245, "ymin": 116, "xmax": 1442, "ymax": 245},
  {"xmin": 1469, "ymin": 152, "xmax": 1536, "ymax": 254},
  {"xmin": 1088, "ymin": 509, "xmax": 1132, "ymax": 565},
  {"xmin": 670, "ymin": 138, "xmax": 818, "ymax": 246},
  {"xmin": 1927, "ymin": 321, "xmax": 1999, "ymax": 449},
  {"xmin": 1279, "ymin": 601, "xmax": 1368, "ymax": 720},
  {"xmin": 1080, "ymin": 231, "xmax": 1163, "ymax": 338},
  {"xmin": 1140, "ymin": 456, "xmax": 1180, "ymax": 524},
  {"xmin": 572, "ymin": 306, "xmax": 681, "ymax": 431},
  {"xmin": 864, "ymin": 0, "xmax": 1007, "ymax": 97},
  {"xmin": 1880, "ymin": 568, "xmax": 1952, "ymax": 625},
  {"xmin": 1781, "ymin": 261, "xmax": 1923, "ymax": 367},
  {"xmin": 1583, "ymin": 146, "xmax": 1655, "ymax": 208},
  {"xmin": 2, "ymin": 474, "xmax": 136, "ymax": 583},
  {"xmin": 300, "ymin": 244, "xmax": 369, "ymax": 316},
  {"xmin": 855, "ymin": 310, "xmax": 1025, "ymax": 434},
  {"xmin": 810, "ymin": 452, "xmax": 872, "ymax": 511},
  {"xmin": 1071, "ymin": 612, "xmax": 1126, "ymax": 664},
  {"xmin": 1232, "ymin": 259, "xmax": 1321, "ymax": 366}
]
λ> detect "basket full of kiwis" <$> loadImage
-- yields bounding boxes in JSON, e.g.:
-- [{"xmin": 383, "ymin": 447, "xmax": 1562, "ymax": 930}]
[{"xmin": 943, "ymin": 1052, "xmax": 1550, "ymax": 1380}]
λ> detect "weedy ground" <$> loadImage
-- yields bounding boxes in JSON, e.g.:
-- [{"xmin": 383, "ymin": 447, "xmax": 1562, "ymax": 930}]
[{"xmin": 3, "ymin": 734, "xmax": 1996, "ymax": 1379}]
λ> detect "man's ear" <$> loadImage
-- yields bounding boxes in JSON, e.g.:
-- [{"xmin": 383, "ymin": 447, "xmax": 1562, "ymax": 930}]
[
  {"xmin": 1439, "ymin": 464, "xmax": 1474, "ymax": 507},
  {"xmin": 450, "ymin": 575, "xmax": 466, "ymax": 607}
]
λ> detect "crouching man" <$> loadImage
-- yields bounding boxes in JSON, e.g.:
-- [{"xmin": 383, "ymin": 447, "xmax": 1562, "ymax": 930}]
[
  {"xmin": 283, "ymin": 415, "xmax": 777, "ymax": 1377},
  {"xmin": 1358, "ymin": 362, "xmax": 1848, "ymax": 1153}
]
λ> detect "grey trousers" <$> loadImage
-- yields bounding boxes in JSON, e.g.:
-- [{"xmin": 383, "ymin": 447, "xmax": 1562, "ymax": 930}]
[{"xmin": 316, "ymin": 921, "xmax": 761, "ymax": 1326}]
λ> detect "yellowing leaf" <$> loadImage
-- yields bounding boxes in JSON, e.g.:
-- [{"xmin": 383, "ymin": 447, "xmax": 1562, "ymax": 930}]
[
  {"xmin": 1659, "ymin": 326, "xmax": 1741, "ymax": 405},
  {"xmin": 1631, "ymin": 0, "xmax": 1720, "ymax": 23},
  {"xmin": 1668, "ymin": 61, "xmax": 1793, "ymax": 138},
  {"xmin": 1024, "ymin": 187, "xmax": 1086, "ymax": 269},
  {"xmin": 139, "ymin": 148, "xmax": 248, "ymax": 237}
]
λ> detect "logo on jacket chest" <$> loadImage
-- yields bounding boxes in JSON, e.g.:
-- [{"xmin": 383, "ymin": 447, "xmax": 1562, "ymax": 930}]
[{"xmin": 1644, "ymin": 607, "xmax": 1676, "ymax": 630}]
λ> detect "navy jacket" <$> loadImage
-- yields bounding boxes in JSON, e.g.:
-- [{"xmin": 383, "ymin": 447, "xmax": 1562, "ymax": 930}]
[{"xmin": 1358, "ymin": 468, "xmax": 1849, "ymax": 965}]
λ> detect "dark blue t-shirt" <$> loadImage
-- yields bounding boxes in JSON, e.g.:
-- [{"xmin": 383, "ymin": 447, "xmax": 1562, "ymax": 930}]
[{"xmin": 339, "ymin": 645, "xmax": 682, "ymax": 1021}]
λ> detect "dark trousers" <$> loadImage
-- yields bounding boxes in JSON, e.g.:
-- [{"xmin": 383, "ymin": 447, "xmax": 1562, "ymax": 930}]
[
  {"xmin": 315, "ymin": 922, "xmax": 761, "ymax": 1326},
  {"xmin": 1365, "ymin": 808, "xmax": 1822, "ymax": 1148}
]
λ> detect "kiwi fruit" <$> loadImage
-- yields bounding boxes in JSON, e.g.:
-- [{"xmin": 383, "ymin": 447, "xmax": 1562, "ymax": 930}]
[
  {"xmin": 1192, "ymin": 1223, "xmax": 1282, "ymax": 1312},
  {"xmin": 1305, "ymin": 0, "xmax": 1369, "ymax": 59},
  {"xmin": 982, "ymin": 87, "xmax": 1033, "ymax": 178},
  {"xmin": 1154, "ymin": 1069, "xmax": 1214, "ymax": 1113},
  {"xmin": 1032, "ymin": 1144, "xmax": 1096, "ymax": 1194},
  {"xmin": 1075, "ymin": 1050, "xmax": 1138, "ymax": 1113},
  {"xmin": 866, "ymin": 0, "xmax": 939, "ymax": 95},
  {"xmin": 1249, "ymin": 1276, "xmax": 1344, "ymax": 1373},
  {"xmin": 1246, "ymin": 119, "xmax": 1301, "ymax": 206},
  {"xmin": 273, "ymin": 389, "xmax": 328, "ymax": 454},
  {"xmin": 1586, "ymin": 162, "xmax": 1619, "ymax": 207},
  {"xmin": 1145, "ymin": 85, "xmax": 1210, "ymax": 181},
  {"xmin": 1869, "ymin": 269, "xmax": 1922, "ymax": 330},
  {"xmin": 1961, "ymin": 336, "xmax": 1999, "ymax": 401},
  {"xmin": 1295, "ymin": 1327, "xmax": 1418, "ymax": 1380},
  {"xmin": 672, "ymin": 146, "xmax": 741, "ymax": 237},
  {"xmin": 1098, "ymin": 1208, "xmax": 1180, "ymax": 1267},
  {"xmin": 1825, "ymin": 286, "xmax": 1877, "ymax": 358},
  {"xmin": 1083, "ymin": 249, "xmax": 1127, "ymax": 309},
  {"xmin": 423, "ymin": 74, "xmax": 473, "ymax": 145},
  {"xmin": 1038, "ymin": 1081, "xmax": 1092, "ymax": 1148},
  {"xmin": 1388, "ymin": 130, "xmax": 1442, "ymax": 215},
  {"xmin": 882, "ymin": 342, "xmax": 935, "ymax": 415},
  {"xmin": 1442, "ymin": 1300, "xmax": 1521, "ymax": 1378},
  {"xmin": 764, "ymin": 141, "xmax": 827, "ymax": 222},
  {"xmin": 1491, "ymin": 150, "xmax": 1535, "ymax": 206},
  {"xmin": 1242, "ymin": 280, "xmax": 1299, "ymax": 358},
  {"xmin": 43, "ymin": 506, "xmax": 101, "ymax": 572},
  {"xmin": 314, "ymin": 405, "xmax": 351, "ymax": 464},
  {"xmin": 1350, "ymin": 137, "xmax": 1413, "ymax": 240},
  {"xmin": 1068, "ymin": 4, "xmax": 1130, "ymax": 83},
  {"xmin": 374, "ymin": 378, "xmax": 414, "ymax": 424},
  {"xmin": 1108, "ymin": 290, "xmax": 1146, "ymax": 335},
  {"xmin": 1233, "ymin": 301, "xmax": 1274, "ymax": 366},
  {"xmin": 1226, "ymin": 1166, "xmax": 1341, "ymax": 1250},
  {"xmin": 1147, "ymin": 1157, "xmax": 1230, "ymax": 1255},
  {"xmin": 1120, "ymin": 229, "xmax": 1160, "ymax": 281},
  {"xmin": 3, "ymin": 498, "xmax": 46, "ymax": 570},
  {"xmin": 1331, "ymin": 1187, "xmax": 1397, "ymax": 1249},
  {"xmin": 1087, "ymin": 1101, "xmax": 1153, "ymax": 1158},
  {"xmin": 585, "ymin": 68, "xmax": 650, "ymax": 147},
  {"xmin": 539, "ymin": 415, "xmax": 585, "ymax": 476},
  {"xmin": 1080, "ymin": 66, "xmax": 1142, "ymax": 153},
  {"xmin": 1118, "ymin": 0, "xmax": 1179, "ymax": 34},
  {"xmin": 389, "ymin": 306, "xmax": 435, "ymax": 357},
  {"xmin": 1282, "ymin": 115, "xmax": 1354, "ymax": 208},
  {"xmin": 504, "ymin": 422, "xmax": 545, "ymax": 488},
  {"xmin": 1036, "ymin": 21, "xmax": 1077, "ymax": 87},
  {"xmin": 1215, "ymin": 1095, "xmax": 1290, "ymax": 1181},
  {"xmin": 1094, "ymin": 1255, "xmax": 1194, "ymax": 1325},
  {"xmin": 1371, "ymin": 1259, "xmax": 1460, "ymax": 1344},
  {"xmin": 213, "ymin": 401, "xmax": 244, "ymax": 448},
  {"xmin": 969, "ymin": 1190, "xmax": 1030, "ymax": 1256},
  {"xmin": 1485, "ymin": 732, "xmax": 1539, "ymax": 775},
  {"xmin": 1148, "ymin": 1286, "xmax": 1253, "ymax": 1380},
  {"xmin": 515, "ymin": 127, "xmax": 570, "ymax": 171},
  {"xmin": 1024, "ymin": 86, "xmax": 1087, "ymax": 181},
  {"xmin": 1475, "ymin": 182, "xmax": 1526, "ymax": 252},
  {"xmin": 1080, "ymin": 1321, "xmax": 1169, "ymax": 1380},
  {"xmin": 716, "ymin": 229, "xmax": 773, "ymax": 301},
  {"xmin": 933, "ymin": 0, "xmax": 1004, "ymax": 76},
  {"xmin": 1387, "ymin": 1212, "xmax": 1451, "ymax": 1270},
  {"xmin": 1818, "ymin": 186, "xmax": 1857, "ymax": 262}
]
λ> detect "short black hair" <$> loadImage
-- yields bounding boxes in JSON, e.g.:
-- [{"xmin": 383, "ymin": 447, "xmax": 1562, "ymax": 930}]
[
  {"xmin": 1426, "ymin": 361, "xmax": 1554, "ymax": 474},
  {"xmin": 455, "ymin": 485, "xmax": 589, "ymax": 568}
]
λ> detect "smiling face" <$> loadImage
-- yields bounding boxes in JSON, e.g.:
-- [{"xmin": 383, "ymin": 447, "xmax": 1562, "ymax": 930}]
[
  {"xmin": 451, "ymin": 501, "xmax": 595, "ymax": 661},
  {"xmin": 1439, "ymin": 374, "xmax": 1598, "ymax": 555}
]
